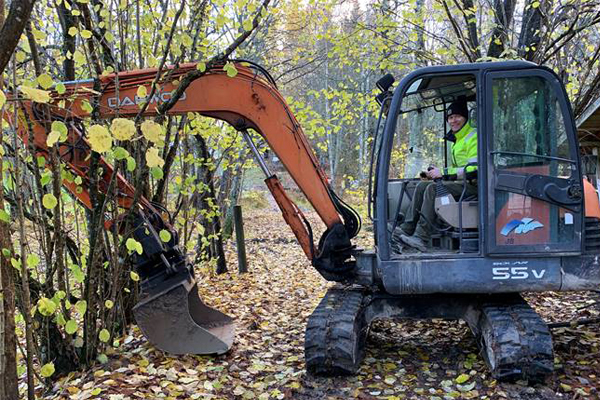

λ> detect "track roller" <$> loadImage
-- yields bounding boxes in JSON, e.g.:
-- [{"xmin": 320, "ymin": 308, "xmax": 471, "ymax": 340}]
[{"xmin": 305, "ymin": 287, "xmax": 370, "ymax": 375}]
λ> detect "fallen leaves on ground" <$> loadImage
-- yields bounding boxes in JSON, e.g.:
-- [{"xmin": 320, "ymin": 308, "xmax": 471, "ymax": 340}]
[{"xmin": 35, "ymin": 207, "xmax": 599, "ymax": 399}]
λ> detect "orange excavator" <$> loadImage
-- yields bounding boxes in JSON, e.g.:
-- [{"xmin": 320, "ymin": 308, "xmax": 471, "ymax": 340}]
[
  {"xmin": 4, "ymin": 60, "xmax": 600, "ymax": 382},
  {"xmin": 3, "ymin": 61, "xmax": 360, "ymax": 356}
]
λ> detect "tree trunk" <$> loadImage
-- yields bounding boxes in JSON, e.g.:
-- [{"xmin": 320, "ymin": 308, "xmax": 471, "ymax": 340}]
[
  {"xmin": 56, "ymin": 0, "xmax": 76, "ymax": 80},
  {"xmin": 0, "ymin": 11, "xmax": 20, "ymax": 392},
  {"xmin": 193, "ymin": 135, "xmax": 227, "ymax": 274},
  {"xmin": 487, "ymin": 0, "xmax": 517, "ymax": 58},
  {"xmin": 0, "ymin": 50, "xmax": 19, "ymax": 398},
  {"xmin": 517, "ymin": 0, "xmax": 542, "ymax": 61},
  {"xmin": 0, "ymin": 0, "xmax": 37, "ymax": 75}
]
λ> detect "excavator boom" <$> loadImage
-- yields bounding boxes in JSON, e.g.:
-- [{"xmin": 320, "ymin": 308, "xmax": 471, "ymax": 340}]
[{"xmin": 2, "ymin": 61, "xmax": 359, "ymax": 355}]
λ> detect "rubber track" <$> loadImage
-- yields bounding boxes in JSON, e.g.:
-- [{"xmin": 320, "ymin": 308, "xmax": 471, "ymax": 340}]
[
  {"xmin": 476, "ymin": 300, "xmax": 553, "ymax": 382},
  {"xmin": 305, "ymin": 288, "xmax": 369, "ymax": 375}
]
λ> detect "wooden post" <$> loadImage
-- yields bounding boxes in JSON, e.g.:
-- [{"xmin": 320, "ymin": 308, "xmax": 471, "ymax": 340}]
[{"xmin": 233, "ymin": 205, "xmax": 247, "ymax": 273}]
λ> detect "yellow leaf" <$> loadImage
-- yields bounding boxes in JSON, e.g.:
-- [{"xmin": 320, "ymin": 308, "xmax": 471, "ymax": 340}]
[
  {"xmin": 159, "ymin": 229, "xmax": 171, "ymax": 242},
  {"xmin": 137, "ymin": 85, "xmax": 147, "ymax": 98},
  {"xmin": 68, "ymin": 26, "xmax": 78, "ymax": 36},
  {"xmin": 455, "ymin": 373, "xmax": 470, "ymax": 384},
  {"xmin": 42, "ymin": 193, "xmax": 58, "ymax": 209},
  {"xmin": 182, "ymin": 34, "xmax": 193, "ymax": 47},
  {"xmin": 87, "ymin": 125, "xmax": 112, "ymax": 153},
  {"xmin": 73, "ymin": 50, "xmax": 86, "ymax": 65},
  {"xmin": 130, "ymin": 271, "xmax": 140, "ymax": 281},
  {"xmin": 20, "ymin": 86, "xmax": 51, "ymax": 103},
  {"xmin": 0, "ymin": 91, "xmax": 5, "ymax": 108},
  {"xmin": 141, "ymin": 120, "xmax": 162, "ymax": 143},
  {"xmin": 37, "ymin": 73, "xmax": 54, "ymax": 89},
  {"xmin": 99, "ymin": 329, "xmax": 110, "ymax": 342},
  {"xmin": 146, "ymin": 147, "xmax": 165, "ymax": 168},
  {"xmin": 81, "ymin": 29, "xmax": 92, "ymax": 39},
  {"xmin": 40, "ymin": 363, "xmax": 55, "ymax": 377},
  {"xmin": 532, "ymin": 1, "xmax": 540, "ymax": 8},
  {"xmin": 105, "ymin": 300, "xmax": 114, "ymax": 309},
  {"xmin": 243, "ymin": 19, "xmax": 253, "ymax": 31},
  {"xmin": 110, "ymin": 118, "xmax": 136, "ymax": 140},
  {"xmin": 47, "ymin": 130, "xmax": 61, "ymax": 147},
  {"xmin": 196, "ymin": 62, "xmax": 206, "ymax": 72}
]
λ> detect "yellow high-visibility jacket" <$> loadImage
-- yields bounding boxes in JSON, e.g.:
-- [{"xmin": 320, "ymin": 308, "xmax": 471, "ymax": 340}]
[{"xmin": 444, "ymin": 121, "xmax": 477, "ymax": 178}]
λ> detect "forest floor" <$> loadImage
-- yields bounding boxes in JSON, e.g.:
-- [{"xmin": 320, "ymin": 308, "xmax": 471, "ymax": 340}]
[{"xmin": 37, "ymin": 194, "xmax": 600, "ymax": 400}]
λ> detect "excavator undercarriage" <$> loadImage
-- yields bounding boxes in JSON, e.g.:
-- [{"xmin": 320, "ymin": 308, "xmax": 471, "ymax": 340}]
[{"xmin": 305, "ymin": 288, "xmax": 554, "ymax": 382}]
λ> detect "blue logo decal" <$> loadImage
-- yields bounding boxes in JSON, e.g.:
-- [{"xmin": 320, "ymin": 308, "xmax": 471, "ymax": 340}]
[{"xmin": 501, "ymin": 218, "xmax": 544, "ymax": 236}]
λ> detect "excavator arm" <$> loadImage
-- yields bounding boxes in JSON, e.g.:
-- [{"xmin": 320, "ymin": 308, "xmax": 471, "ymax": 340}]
[{"xmin": 2, "ymin": 61, "xmax": 360, "ymax": 355}]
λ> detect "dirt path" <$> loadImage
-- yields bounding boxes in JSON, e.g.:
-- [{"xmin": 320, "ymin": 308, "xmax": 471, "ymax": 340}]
[{"xmin": 39, "ymin": 209, "xmax": 599, "ymax": 399}]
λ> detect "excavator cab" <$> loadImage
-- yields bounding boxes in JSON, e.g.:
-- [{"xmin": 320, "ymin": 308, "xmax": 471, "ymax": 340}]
[{"xmin": 371, "ymin": 62, "xmax": 590, "ymax": 262}]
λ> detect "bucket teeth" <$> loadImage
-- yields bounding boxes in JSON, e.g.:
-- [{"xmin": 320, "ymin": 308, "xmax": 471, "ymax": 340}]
[{"xmin": 133, "ymin": 272, "xmax": 234, "ymax": 355}]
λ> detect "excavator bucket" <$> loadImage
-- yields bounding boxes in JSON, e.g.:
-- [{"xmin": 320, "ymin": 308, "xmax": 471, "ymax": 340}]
[{"xmin": 133, "ymin": 272, "xmax": 234, "ymax": 355}]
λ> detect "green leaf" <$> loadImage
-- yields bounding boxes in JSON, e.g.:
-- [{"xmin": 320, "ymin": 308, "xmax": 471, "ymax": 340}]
[
  {"xmin": 455, "ymin": 373, "xmax": 470, "ymax": 384},
  {"xmin": 10, "ymin": 257, "xmax": 21, "ymax": 271},
  {"xmin": 42, "ymin": 193, "xmax": 58, "ymax": 209},
  {"xmin": 40, "ymin": 363, "xmax": 55, "ymax": 378},
  {"xmin": 0, "ymin": 209, "xmax": 9, "ymax": 223},
  {"xmin": 99, "ymin": 329, "xmax": 110, "ymax": 342},
  {"xmin": 37, "ymin": 297, "xmax": 57, "ymax": 316},
  {"xmin": 150, "ymin": 166, "xmax": 164, "ymax": 180},
  {"xmin": 159, "ymin": 230, "xmax": 171, "ymax": 243},
  {"xmin": 41, "ymin": 172, "xmax": 52, "ymax": 187},
  {"xmin": 51, "ymin": 121, "xmax": 68, "ymax": 137},
  {"xmin": 56, "ymin": 313, "xmax": 66, "ymax": 326},
  {"xmin": 242, "ymin": 19, "xmax": 253, "ymax": 31},
  {"xmin": 126, "ymin": 238, "xmax": 143, "ymax": 255},
  {"xmin": 81, "ymin": 29, "xmax": 92, "ymax": 39},
  {"xmin": 65, "ymin": 319, "xmax": 77, "ymax": 334},
  {"xmin": 26, "ymin": 253, "xmax": 40, "ymax": 268},
  {"xmin": 196, "ymin": 62, "xmax": 206, "ymax": 72},
  {"xmin": 0, "ymin": 90, "xmax": 5, "ymax": 108},
  {"xmin": 97, "ymin": 353, "xmax": 108, "ymax": 364},
  {"xmin": 113, "ymin": 146, "xmax": 130, "ymax": 160},
  {"xmin": 126, "ymin": 156, "xmax": 136, "ymax": 172},
  {"xmin": 81, "ymin": 100, "xmax": 93, "ymax": 113},
  {"xmin": 56, "ymin": 83, "xmax": 66, "ymax": 95},
  {"xmin": 75, "ymin": 299, "xmax": 87, "ymax": 315}
]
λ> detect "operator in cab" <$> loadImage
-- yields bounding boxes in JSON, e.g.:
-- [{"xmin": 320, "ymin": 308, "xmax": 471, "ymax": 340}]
[{"xmin": 391, "ymin": 98, "xmax": 477, "ymax": 252}]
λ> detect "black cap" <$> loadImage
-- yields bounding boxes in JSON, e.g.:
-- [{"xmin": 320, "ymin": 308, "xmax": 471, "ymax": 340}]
[{"xmin": 446, "ymin": 98, "xmax": 468, "ymax": 120}]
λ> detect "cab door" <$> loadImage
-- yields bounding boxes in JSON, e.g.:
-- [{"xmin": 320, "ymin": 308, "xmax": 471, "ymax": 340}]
[{"xmin": 484, "ymin": 69, "xmax": 583, "ymax": 255}]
